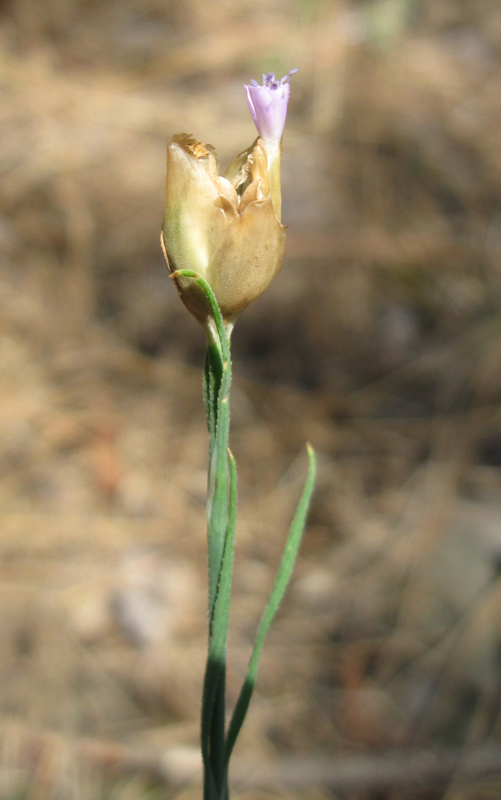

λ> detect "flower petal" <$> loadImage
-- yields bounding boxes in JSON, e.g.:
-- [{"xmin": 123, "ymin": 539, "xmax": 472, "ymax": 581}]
[{"xmin": 243, "ymin": 70, "xmax": 296, "ymax": 144}]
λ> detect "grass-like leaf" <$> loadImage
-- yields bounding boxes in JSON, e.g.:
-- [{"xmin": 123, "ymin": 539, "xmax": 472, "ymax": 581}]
[{"xmin": 224, "ymin": 444, "xmax": 317, "ymax": 766}]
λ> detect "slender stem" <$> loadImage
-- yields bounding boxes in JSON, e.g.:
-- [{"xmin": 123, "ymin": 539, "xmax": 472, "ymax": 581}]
[
  {"xmin": 202, "ymin": 337, "xmax": 234, "ymax": 800},
  {"xmin": 171, "ymin": 272, "xmax": 233, "ymax": 800},
  {"xmin": 202, "ymin": 449, "xmax": 237, "ymax": 800},
  {"xmin": 204, "ymin": 343, "xmax": 221, "ymax": 448}
]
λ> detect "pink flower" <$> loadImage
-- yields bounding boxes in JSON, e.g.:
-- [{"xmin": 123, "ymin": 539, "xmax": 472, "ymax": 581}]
[{"xmin": 244, "ymin": 69, "xmax": 297, "ymax": 145}]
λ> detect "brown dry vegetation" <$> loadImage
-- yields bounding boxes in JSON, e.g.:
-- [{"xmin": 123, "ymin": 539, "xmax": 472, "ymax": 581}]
[{"xmin": 0, "ymin": 0, "xmax": 501, "ymax": 798}]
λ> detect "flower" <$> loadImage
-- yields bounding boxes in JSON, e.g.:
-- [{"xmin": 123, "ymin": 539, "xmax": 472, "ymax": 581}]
[
  {"xmin": 243, "ymin": 70, "xmax": 297, "ymax": 221},
  {"xmin": 161, "ymin": 134, "xmax": 285, "ymax": 326},
  {"xmin": 244, "ymin": 70, "xmax": 298, "ymax": 145},
  {"xmin": 161, "ymin": 70, "xmax": 297, "ymax": 329}
]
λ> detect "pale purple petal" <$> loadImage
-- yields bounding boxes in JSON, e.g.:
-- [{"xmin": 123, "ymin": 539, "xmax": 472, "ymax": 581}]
[{"xmin": 244, "ymin": 70, "xmax": 297, "ymax": 144}]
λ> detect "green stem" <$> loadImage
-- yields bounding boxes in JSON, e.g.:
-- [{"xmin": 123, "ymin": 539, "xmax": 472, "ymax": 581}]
[
  {"xmin": 202, "ymin": 449, "xmax": 237, "ymax": 800},
  {"xmin": 204, "ymin": 343, "xmax": 222, "ymax": 448},
  {"xmin": 203, "ymin": 343, "xmax": 233, "ymax": 800},
  {"xmin": 171, "ymin": 272, "xmax": 233, "ymax": 800}
]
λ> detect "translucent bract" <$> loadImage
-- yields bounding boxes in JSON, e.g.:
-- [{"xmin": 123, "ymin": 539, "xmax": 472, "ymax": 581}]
[{"xmin": 161, "ymin": 134, "xmax": 285, "ymax": 325}]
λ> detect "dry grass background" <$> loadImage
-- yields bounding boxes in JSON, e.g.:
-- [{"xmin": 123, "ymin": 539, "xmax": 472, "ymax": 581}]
[{"xmin": 0, "ymin": 0, "xmax": 501, "ymax": 798}]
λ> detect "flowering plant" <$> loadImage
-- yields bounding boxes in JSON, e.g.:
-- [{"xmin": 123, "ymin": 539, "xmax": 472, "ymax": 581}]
[{"xmin": 161, "ymin": 70, "xmax": 316, "ymax": 800}]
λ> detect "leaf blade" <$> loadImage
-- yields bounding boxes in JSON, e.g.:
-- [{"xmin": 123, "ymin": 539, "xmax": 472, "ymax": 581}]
[{"xmin": 224, "ymin": 444, "xmax": 317, "ymax": 765}]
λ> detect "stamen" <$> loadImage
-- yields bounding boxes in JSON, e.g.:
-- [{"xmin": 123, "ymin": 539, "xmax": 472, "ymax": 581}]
[
  {"xmin": 262, "ymin": 72, "xmax": 277, "ymax": 88},
  {"xmin": 280, "ymin": 68, "xmax": 299, "ymax": 85}
]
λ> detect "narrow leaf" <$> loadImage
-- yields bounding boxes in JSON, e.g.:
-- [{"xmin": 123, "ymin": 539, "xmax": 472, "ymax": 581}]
[{"xmin": 224, "ymin": 444, "xmax": 317, "ymax": 765}]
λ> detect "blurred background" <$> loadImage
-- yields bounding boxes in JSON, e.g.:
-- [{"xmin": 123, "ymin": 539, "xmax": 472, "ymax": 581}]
[{"xmin": 0, "ymin": 0, "xmax": 501, "ymax": 797}]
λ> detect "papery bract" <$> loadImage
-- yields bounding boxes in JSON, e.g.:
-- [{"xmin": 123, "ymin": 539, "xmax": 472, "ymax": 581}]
[
  {"xmin": 162, "ymin": 134, "xmax": 285, "ymax": 327},
  {"xmin": 162, "ymin": 70, "xmax": 298, "ymax": 329}
]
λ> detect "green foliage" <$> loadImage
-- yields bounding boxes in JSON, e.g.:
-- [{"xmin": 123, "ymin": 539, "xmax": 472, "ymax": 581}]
[{"xmin": 172, "ymin": 270, "xmax": 316, "ymax": 800}]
